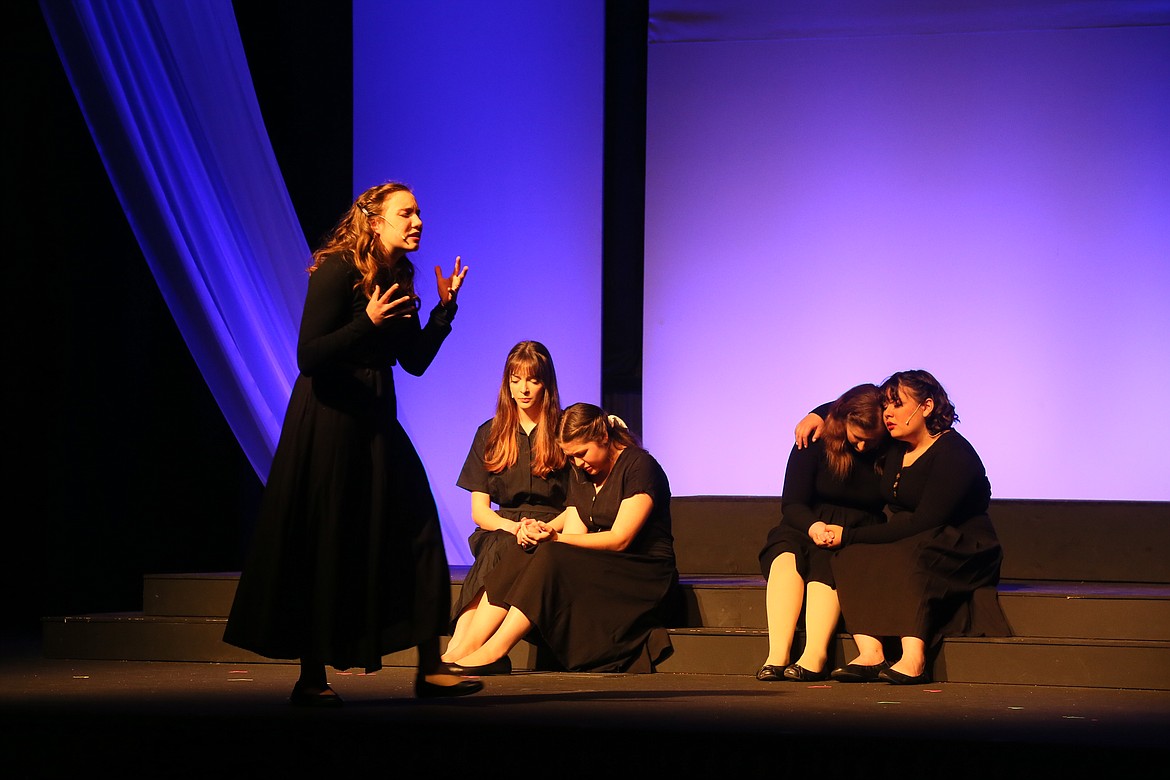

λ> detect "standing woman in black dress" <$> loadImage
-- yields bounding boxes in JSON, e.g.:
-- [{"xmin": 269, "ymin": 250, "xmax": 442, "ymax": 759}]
[
  {"xmin": 756, "ymin": 384, "xmax": 887, "ymax": 683},
  {"xmin": 224, "ymin": 181, "xmax": 482, "ymax": 704},
  {"xmin": 447, "ymin": 403, "xmax": 679, "ymax": 673},
  {"xmin": 441, "ymin": 340, "xmax": 569, "ymax": 669},
  {"xmin": 822, "ymin": 370, "xmax": 1011, "ymax": 685}
]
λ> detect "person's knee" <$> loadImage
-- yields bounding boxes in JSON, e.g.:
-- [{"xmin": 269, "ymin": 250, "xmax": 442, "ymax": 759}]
[{"xmin": 770, "ymin": 552, "xmax": 799, "ymax": 577}]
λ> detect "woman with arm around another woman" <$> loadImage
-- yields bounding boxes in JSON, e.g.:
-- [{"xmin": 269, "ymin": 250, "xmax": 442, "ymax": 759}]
[
  {"xmin": 224, "ymin": 181, "xmax": 481, "ymax": 704},
  {"xmin": 823, "ymin": 369, "xmax": 1011, "ymax": 685},
  {"xmin": 442, "ymin": 341, "xmax": 569, "ymax": 669},
  {"xmin": 447, "ymin": 403, "xmax": 679, "ymax": 674},
  {"xmin": 756, "ymin": 383, "xmax": 888, "ymax": 682}
]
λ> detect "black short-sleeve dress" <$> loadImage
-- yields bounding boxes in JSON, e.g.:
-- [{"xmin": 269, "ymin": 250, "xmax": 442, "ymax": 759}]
[
  {"xmin": 223, "ymin": 254, "xmax": 456, "ymax": 672},
  {"xmin": 450, "ymin": 419, "xmax": 569, "ymax": 627},
  {"xmin": 759, "ymin": 439, "xmax": 886, "ymax": 586},
  {"xmin": 483, "ymin": 446, "xmax": 679, "ymax": 672},
  {"xmin": 830, "ymin": 430, "xmax": 1011, "ymax": 643}
]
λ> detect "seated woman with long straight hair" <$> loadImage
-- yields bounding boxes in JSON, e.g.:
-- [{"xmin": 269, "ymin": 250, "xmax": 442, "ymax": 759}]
[{"xmin": 441, "ymin": 341, "xmax": 568, "ymax": 670}]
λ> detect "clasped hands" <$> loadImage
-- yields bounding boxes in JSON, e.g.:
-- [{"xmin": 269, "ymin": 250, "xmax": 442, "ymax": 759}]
[
  {"xmin": 516, "ymin": 517, "xmax": 556, "ymax": 549},
  {"xmin": 809, "ymin": 521, "xmax": 844, "ymax": 548}
]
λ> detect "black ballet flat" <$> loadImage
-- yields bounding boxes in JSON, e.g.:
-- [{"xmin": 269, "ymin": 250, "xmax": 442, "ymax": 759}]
[
  {"xmin": 446, "ymin": 656, "xmax": 513, "ymax": 676},
  {"xmin": 829, "ymin": 661, "xmax": 890, "ymax": 683},
  {"xmin": 289, "ymin": 682, "xmax": 344, "ymax": 708},
  {"xmin": 414, "ymin": 675, "xmax": 484, "ymax": 699},
  {"xmin": 783, "ymin": 663, "xmax": 829, "ymax": 682},
  {"xmin": 755, "ymin": 664, "xmax": 784, "ymax": 682},
  {"xmin": 878, "ymin": 667, "xmax": 930, "ymax": 686}
]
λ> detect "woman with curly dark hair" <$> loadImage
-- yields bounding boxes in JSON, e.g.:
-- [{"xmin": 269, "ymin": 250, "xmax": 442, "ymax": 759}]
[{"xmin": 821, "ymin": 370, "xmax": 1011, "ymax": 685}]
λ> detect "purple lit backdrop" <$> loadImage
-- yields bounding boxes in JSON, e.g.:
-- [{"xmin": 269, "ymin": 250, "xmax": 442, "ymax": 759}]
[
  {"xmin": 354, "ymin": 1, "xmax": 606, "ymax": 561},
  {"xmin": 644, "ymin": 3, "xmax": 1170, "ymax": 500}
]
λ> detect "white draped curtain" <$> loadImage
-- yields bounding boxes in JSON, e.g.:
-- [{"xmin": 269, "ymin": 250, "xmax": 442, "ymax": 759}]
[{"xmin": 40, "ymin": 0, "xmax": 308, "ymax": 481}]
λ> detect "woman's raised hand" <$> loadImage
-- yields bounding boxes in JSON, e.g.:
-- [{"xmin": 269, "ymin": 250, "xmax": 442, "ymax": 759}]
[
  {"xmin": 434, "ymin": 256, "xmax": 468, "ymax": 306},
  {"xmin": 366, "ymin": 283, "xmax": 416, "ymax": 325}
]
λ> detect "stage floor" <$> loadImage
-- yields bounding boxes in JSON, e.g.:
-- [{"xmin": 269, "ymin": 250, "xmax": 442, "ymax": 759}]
[{"xmin": 3, "ymin": 629, "xmax": 1167, "ymax": 777}]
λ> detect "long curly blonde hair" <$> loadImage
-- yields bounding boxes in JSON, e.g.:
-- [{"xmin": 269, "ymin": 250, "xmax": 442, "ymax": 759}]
[{"xmin": 308, "ymin": 181, "xmax": 418, "ymax": 303}]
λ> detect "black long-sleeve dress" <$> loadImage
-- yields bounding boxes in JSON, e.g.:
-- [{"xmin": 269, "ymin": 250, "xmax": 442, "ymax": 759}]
[
  {"xmin": 450, "ymin": 420, "xmax": 569, "ymax": 627},
  {"xmin": 224, "ymin": 253, "xmax": 457, "ymax": 672},
  {"xmin": 759, "ymin": 438, "xmax": 886, "ymax": 586},
  {"xmin": 830, "ymin": 430, "xmax": 1011, "ymax": 643},
  {"xmin": 483, "ymin": 447, "xmax": 679, "ymax": 673}
]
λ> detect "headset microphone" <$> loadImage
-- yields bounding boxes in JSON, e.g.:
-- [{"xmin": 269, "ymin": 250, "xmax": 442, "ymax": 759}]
[{"xmin": 904, "ymin": 404, "xmax": 923, "ymax": 426}]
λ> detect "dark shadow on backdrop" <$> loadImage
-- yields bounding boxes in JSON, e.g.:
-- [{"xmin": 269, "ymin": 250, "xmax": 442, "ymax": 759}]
[{"xmin": 602, "ymin": 1, "xmax": 648, "ymax": 437}]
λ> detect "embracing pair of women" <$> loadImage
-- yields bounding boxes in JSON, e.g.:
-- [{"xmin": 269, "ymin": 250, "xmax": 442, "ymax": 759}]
[{"xmin": 757, "ymin": 370, "xmax": 1011, "ymax": 686}]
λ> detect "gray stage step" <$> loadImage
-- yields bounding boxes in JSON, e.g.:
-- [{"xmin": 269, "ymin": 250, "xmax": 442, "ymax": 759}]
[
  {"xmin": 680, "ymin": 576, "xmax": 1170, "ymax": 640},
  {"xmin": 121, "ymin": 570, "xmax": 1170, "ymax": 641},
  {"xmin": 40, "ymin": 497, "xmax": 1170, "ymax": 690},
  {"xmin": 41, "ymin": 571, "xmax": 1170, "ymax": 690},
  {"xmin": 40, "ymin": 612, "xmax": 1170, "ymax": 691}
]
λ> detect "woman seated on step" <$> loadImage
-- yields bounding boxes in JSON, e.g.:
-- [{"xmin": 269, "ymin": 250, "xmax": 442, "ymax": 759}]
[
  {"xmin": 446, "ymin": 402, "xmax": 679, "ymax": 674},
  {"xmin": 441, "ymin": 341, "xmax": 570, "ymax": 671},
  {"xmin": 806, "ymin": 370, "xmax": 1011, "ymax": 685},
  {"xmin": 756, "ymin": 383, "xmax": 889, "ymax": 683}
]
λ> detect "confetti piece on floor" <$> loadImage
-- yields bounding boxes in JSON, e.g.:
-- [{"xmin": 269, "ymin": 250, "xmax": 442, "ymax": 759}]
[
  {"xmin": 808, "ymin": 685, "xmax": 832, "ymax": 689},
  {"xmin": 924, "ymin": 688, "xmax": 943, "ymax": 693},
  {"xmin": 72, "ymin": 676, "xmax": 89, "ymax": 680},
  {"xmin": 229, "ymin": 670, "xmax": 250, "ymax": 674},
  {"xmin": 226, "ymin": 678, "xmax": 253, "ymax": 683},
  {"xmin": 1009, "ymin": 706, "xmax": 1024, "ymax": 710},
  {"xmin": 877, "ymin": 701, "xmax": 901, "ymax": 705}
]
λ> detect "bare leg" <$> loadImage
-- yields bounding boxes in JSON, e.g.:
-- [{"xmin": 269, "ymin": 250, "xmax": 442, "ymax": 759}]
[
  {"xmin": 793, "ymin": 581, "xmax": 839, "ymax": 674},
  {"xmin": 443, "ymin": 590, "xmax": 489, "ymax": 662},
  {"xmin": 454, "ymin": 606, "xmax": 532, "ymax": 667},
  {"xmin": 763, "ymin": 553, "xmax": 804, "ymax": 667},
  {"xmin": 847, "ymin": 633, "xmax": 886, "ymax": 666},
  {"xmin": 890, "ymin": 636, "xmax": 926, "ymax": 677},
  {"xmin": 444, "ymin": 597, "xmax": 508, "ymax": 661}
]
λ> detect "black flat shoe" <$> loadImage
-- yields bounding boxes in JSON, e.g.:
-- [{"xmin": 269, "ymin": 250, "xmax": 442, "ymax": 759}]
[
  {"xmin": 289, "ymin": 683, "xmax": 344, "ymax": 708},
  {"xmin": 414, "ymin": 676, "xmax": 484, "ymax": 699},
  {"xmin": 829, "ymin": 661, "xmax": 890, "ymax": 683},
  {"xmin": 446, "ymin": 656, "xmax": 512, "ymax": 676},
  {"xmin": 783, "ymin": 663, "xmax": 829, "ymax": 682},
  {"xmin": 755, "ymin": 664, "xmax": 784, "ymax": 682},
  {"xmin": 878, "ymin": 667, "xmax": 930, "ymax": 686}
]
